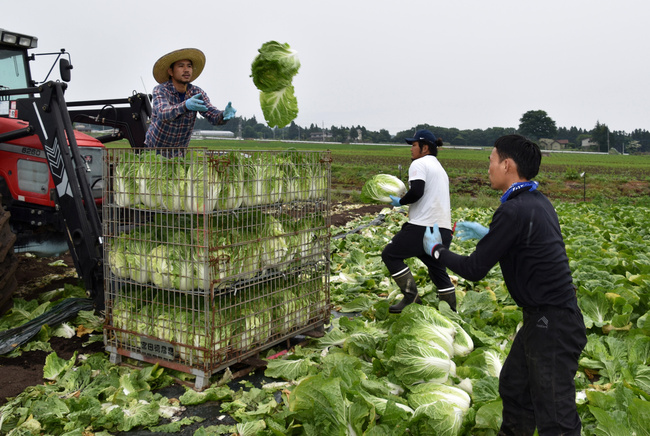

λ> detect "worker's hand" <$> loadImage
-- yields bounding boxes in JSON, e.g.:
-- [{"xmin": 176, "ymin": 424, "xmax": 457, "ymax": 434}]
[
  {"xmin": 389, "ymin": 195, "xmax": 401, "ymax": 207},
  {"xmin": 455, "ymin": 221, "xmax": 489, "ymax": 241},
  {"xmin": 185, "ymin": 94, "xmax": 207, "ymax": 112},
  {"xmin": 423, "ymin": 224, "xmax": 443, "ymax": 256},
  {"xmin": 223, "ymin": 102, "xmax": 236, "ymax": 120}
]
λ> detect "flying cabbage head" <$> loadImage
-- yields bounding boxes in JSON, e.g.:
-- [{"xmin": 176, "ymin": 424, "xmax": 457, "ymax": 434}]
[{"xmin": 251, "ymin": 41, "xmax": 301, "ymax": 92}]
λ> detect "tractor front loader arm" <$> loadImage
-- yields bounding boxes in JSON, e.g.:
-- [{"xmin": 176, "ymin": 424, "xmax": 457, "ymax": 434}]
[
  {"xmin": 15, "ymin": 81, "xmax": 104, "ymax": 309},
  {"xmin": 67, "ymin": 92, "xmax": 152, "ymax": 148}
]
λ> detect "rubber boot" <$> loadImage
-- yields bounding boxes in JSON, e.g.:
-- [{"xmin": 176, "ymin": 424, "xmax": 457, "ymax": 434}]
[
  {"xmin": 438, "ymin": 289, "xmax": 457, "ymax": 312},
  {"xmin": 389, "ymin": 270, "xmax": 421, "ymax": 313}
]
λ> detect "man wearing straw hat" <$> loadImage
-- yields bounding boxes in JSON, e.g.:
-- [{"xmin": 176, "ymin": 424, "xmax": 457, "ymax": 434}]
[{"xmin": 145, "ymin": 48, "xmax": 236, "ymax": 157}]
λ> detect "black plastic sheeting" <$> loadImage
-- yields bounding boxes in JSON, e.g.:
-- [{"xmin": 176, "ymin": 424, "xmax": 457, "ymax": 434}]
[
  {"xmin": 0, "ymin": 298, "xmax": 94, "ymax": 354},
  {"xmin": 116, "ymin": 356, "xmax": 293, "ymax": 435},
  {"xmin": 332, "ymin": 213, "xmax": 386, "ymax": 240},
  {"xmin": 115, "ymin": 382, "xmax": 239, "ymax": 436}
]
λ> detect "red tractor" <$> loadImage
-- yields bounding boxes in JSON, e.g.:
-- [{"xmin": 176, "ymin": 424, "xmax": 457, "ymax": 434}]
[{"xmin": 0, "ymin": 27, "xmax": 151, "ymax": 316}]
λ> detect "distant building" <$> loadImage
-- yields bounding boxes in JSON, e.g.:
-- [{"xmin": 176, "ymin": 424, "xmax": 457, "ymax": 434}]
[
  {"xmin": 581, "ymin": 138, "xmax": 597, "ymax": 150},
  {"xmin": 192, "ymin": 130, "xmax": 235, "ymax": 139},
  {"xmin": 538, "ymin": 138, "xmax": 563, "ymax": 150},
  {"xmin": 310, "ymin": 131, "xmax": 332, "ymax": 141}
]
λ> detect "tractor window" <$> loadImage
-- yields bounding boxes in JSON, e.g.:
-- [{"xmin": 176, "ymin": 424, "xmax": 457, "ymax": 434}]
[{"xmin": 0, "ymin": 48, "xmax": 30, "ymax": 93}]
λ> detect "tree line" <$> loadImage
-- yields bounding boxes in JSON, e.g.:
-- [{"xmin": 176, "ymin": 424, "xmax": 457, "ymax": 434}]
[{"xmin": 195, "ymin": 110, "xmax": 650, "ymax": 154}]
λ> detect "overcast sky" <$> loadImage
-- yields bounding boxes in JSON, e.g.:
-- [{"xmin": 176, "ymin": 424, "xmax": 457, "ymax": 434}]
[{"xmin": 4, "ymin": 0, "xmax": 649, "ymax": 135}]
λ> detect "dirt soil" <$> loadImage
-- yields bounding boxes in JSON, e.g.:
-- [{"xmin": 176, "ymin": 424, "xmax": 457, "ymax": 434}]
[{"xmin": 0, "ymin": 203, "xmax": 384, "ymax": 412}]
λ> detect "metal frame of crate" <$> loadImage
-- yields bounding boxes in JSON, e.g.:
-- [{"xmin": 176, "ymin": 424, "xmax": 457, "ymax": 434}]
[{"xmin": 102, "ymin": 147, "xmax": 331, "ymax": 389}]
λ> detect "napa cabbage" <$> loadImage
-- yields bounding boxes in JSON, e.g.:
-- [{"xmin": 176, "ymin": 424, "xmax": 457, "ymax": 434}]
[
  {"xmin": 114, "ymin": 153, "xmax": 140, "ymax": 207},
  {"xmin": 242, "ymin": 153, "xmax": 283, "ymax": 206},
  {"xmin": 124, "ymin": 230, "xmax": 156, "ymax": 283},
  {"xmin": 158, "ymin": 156, "xmax": 186, "ymax": 211},
  {"xmin": 394, "ymin": 304, "xmax": 457, "ymax": 339},
  {"xmin": 184, "ymin": 151, "xmax": 220, "ymax": 213},
  {"xmin": 410, "ymin": 401, "xmax": 466, "ymax": 436},
  {"xmin": 108, "ymin": 232, "xmax": 130, "ymax": 279},
  {"xmin": 215, "ymin": 151, "xmax": 245, "ymax": 210},
  {"xmin": 231, "ymin": 303, "xmax": 272, "ymax": 351},
  {"xmin": 360, "ymin": 174, "xmax": 408, "ymax": 204},
  {"xmin": 287, "ymin": 373, "xmax": 376, "ymax": 435},
  {"xmin": 250, "ymin": 41, "xmax": 300, "ymax": 92},
  {"xmin": 277, "ymin": 151, "xmax": 309, "ymax": 202},
  {"xmin": 451, "ymin": 320, "xmax": 474, "ymax": 357},
  {"xmin": 386, "ymin": 335, "xmax": 453, "ymax": 385},
  {"xmin": 251, "ymin": 41, "xmax": 300, "ymax": 128},
  {"xmin": 136, "ymin": 151, "xmax": 165, "ymax": 208},
  {"xmin": 407, "ymin": 382, "xmax": 471, "ymax": 412},
  {"xmin": 484, "ymin": 349, "xmax": 504, "ymax": 378},
  {"xmin": 461, "ymin": 348, "xmax": 505, "ymax": 381}
]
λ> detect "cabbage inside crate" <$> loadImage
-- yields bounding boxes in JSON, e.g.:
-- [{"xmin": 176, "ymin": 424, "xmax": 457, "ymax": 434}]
[{"xmin": 102, "ymin": 147, "xmax": 331, "ymax": 388}]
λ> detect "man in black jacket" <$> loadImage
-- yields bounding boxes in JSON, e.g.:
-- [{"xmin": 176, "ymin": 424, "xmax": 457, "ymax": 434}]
[{"xmin": 423, "ymin": 135, "xmax": 587, "ymax": 435}]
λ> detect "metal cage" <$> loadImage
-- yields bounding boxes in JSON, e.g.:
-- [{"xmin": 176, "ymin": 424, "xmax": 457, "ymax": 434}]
[{"xmin": 102, "ymin": 147, "xmax": 331, "ymax": 388}]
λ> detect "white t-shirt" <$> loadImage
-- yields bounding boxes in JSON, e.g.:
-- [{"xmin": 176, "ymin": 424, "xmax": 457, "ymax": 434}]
[{"xmin": 407, "ymin": 155, "xmax": 452, "ymax": 229}]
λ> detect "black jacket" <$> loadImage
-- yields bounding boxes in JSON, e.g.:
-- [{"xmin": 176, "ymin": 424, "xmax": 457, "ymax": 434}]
[{"xmin": 437, "ymin": 188, "xmax": 576, "ymax": 308}]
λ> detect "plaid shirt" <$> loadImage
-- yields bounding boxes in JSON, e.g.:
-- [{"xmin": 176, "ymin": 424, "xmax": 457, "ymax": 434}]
[{"xmin": 144, "ymin": 81, "xmax": 225, "ymax": 156}]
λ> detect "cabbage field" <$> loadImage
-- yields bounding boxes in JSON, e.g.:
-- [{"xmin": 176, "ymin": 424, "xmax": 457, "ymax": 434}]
[
  {"xmin": 1, "ymin": 141, "xmax": 650, "ymax": 434},
  {"xmin": 325, "ymin": 203, "xmax": 650, "ymax": 434},
  {"xmin": 1, "ymin": 198, "xmax": 648, "ymax": 435}
]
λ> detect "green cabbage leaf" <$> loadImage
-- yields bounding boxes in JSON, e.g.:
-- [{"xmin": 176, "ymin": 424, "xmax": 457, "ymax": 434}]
[{"xmin": 259, "ymin": 85, "xmax": 299, "ymax": 129}]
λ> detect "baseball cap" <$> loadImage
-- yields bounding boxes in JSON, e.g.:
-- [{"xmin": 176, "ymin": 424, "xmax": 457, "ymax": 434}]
[{"xmin": 404, "ymin": 129, "xmax": 437, "ymax": 146}]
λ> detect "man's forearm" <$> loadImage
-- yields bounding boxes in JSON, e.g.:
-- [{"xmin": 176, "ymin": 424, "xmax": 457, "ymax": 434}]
[
  {"xmin": 432, "ymin": 246, "xmax": 493, "ymax": 282},
  {"xmin": 399, "ymin": 179, "xmax": 424, "ymax": 205}
]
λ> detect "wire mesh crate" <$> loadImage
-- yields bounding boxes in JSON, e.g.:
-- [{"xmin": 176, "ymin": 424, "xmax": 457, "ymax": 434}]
[{"xmin": 102, "ymin": 147, "xmax": 331, "ymax": 388}]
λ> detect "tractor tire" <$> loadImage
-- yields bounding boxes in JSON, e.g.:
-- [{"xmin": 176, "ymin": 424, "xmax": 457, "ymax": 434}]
[{"xmin": 0, "ymin": 193, "xmax": 18, "ymax": 316}]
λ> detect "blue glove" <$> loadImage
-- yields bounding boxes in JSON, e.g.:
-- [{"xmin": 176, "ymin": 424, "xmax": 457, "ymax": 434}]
[
  {"xmin": 185, "ymin": 94, "xmax": 207, "ymax": 112},
  {"xmin": 389, "ymin": 195, "xmax": 401, "ymax": 207},
  {"xmin": 423, "ymin": 224, "xmax": 443, "ymax": 256},
  {"xmin": 455, "ymin": 221, "xmax": 489, "ymax": 241},
  {"xmin": 223, "ymin": 101, "xmax": 236, "ymax": 120}
]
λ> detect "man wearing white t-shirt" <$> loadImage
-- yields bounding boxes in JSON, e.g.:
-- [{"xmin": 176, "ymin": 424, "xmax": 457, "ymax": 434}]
[{"xmin": 382, "ymin": 129, "xmax": 456, "ymax": 313}]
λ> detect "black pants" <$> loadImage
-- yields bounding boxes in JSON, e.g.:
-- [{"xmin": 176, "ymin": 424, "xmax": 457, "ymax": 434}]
[
  {"xmin": 498, "ymin": 303, "xmax": 587, "ymax": 436},
  {"xmin": 381, "ymin": 222, "xmax": 454, "ymax": 292}
]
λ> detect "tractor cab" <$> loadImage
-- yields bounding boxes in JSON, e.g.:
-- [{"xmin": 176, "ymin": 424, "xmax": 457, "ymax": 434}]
[
  {"xmin": 0, "ymin": 29, "xmax": 38, "ymax": 105},
  {"xmin": 0, "ymin": 28, "xmax": 71, "ymax": 99},
  {"xmin": 0, "ymin": 28, "xmax": 104, "ymax": 232}
]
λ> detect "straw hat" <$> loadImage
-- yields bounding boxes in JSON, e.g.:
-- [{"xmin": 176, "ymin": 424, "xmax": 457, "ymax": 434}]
[{"xmin": 152, "ymin": 48, "xmax": 206, "ymax": 84}]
